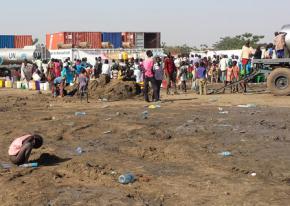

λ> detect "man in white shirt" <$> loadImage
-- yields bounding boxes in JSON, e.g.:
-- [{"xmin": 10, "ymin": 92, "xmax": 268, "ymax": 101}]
[
  {"xmin": 219, "ymin": 55, "xmax": 228, "ymax": 83},
  {"xmin": 101, "ymin": 59, "xmax": 111, "ymax": 83}
]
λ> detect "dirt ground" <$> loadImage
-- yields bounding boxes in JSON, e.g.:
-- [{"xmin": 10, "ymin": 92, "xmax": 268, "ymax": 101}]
[{"xmin": 1, "ymin": 84, "xmax": 290, "ymax": 206}]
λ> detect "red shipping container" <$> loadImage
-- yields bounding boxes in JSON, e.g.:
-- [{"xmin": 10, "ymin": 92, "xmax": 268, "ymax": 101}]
[
  {"xmin": 14, "ymin": 35, "xmax": 33, "ymax": 48},
  {"xmin": 46, "ymin": 32, "xmax": 102, "ymax": 49}
]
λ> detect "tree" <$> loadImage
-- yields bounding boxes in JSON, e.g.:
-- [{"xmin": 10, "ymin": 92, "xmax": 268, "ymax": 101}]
[
  {"xmin": 162, "ymin": 43, "xmax": 193, "ymax": 56},
  {"xmin": 213, "ymin": 33, "xmax": 265, "ymax": 50},
  {"xmin": 200, "ymin": 44, "xmax": 209, "ymax": 51}
]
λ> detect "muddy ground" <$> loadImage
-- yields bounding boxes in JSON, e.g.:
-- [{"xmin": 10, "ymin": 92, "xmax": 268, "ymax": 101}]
[{"xmin": 1, "ymin": 84, "xmax": 290, "ymax": 206}]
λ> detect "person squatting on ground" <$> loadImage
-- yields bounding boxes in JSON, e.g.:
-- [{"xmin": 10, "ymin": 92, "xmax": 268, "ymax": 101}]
[
  {"xmin": 8, "ymin": 134, "xmax": 43, "ymax": 165},
  {"xmin": 143, "ymin": 50, "xmax": 158, "ymax": 102}
]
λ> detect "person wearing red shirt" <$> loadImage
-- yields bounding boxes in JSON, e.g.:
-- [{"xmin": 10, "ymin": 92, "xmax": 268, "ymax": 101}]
[
  {"xmin": 54, "ymin": 60, "xmax": 61, "ymax": 78},
  {"xmin": 164, "ymin": 53, "xmax": 177, "ymax": 95}
]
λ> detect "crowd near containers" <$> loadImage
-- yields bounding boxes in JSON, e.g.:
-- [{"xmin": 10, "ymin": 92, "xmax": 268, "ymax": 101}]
[
  {"xmin": 46, "ymin": 32, "xmax": 161, "ymax": 50},
  {"xmin": 0, "ymin": 35, "xmax": 33, "ymax": 48}
]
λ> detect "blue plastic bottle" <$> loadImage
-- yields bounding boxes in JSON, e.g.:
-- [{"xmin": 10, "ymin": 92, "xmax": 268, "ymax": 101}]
[
  {"xmin": 19, "ymin": 162, "xmax": 38, "ymax": 168},
  {"xmin": 118, "ymin": 173, "xmax": 135, "ymax": 184},
  {"xmin": 75, "ymin": 112, "xmax": 86, "ymax": 116}
]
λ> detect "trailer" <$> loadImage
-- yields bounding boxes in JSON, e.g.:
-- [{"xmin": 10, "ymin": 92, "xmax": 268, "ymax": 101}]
[{"xmin": 252, "ymin": 58, "xmax": 290, "ymax": 96}]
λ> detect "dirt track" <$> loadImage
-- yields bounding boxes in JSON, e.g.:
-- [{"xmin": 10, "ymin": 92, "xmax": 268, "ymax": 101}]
[{"xmin": 1, "ymin": 86, "xmax": 290, "ymax": 206}]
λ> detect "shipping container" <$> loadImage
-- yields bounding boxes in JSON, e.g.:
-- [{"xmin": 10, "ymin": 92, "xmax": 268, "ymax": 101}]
[
  {"xmin": 46, "ymin": 33, "xmax": 65, "ymax": 50},
  {"xmin": 122, "ymin": 32, "xmax": 136, "ymax": 48},
  {"xmin": 14, "ymin": 35, "xmax": 33, "ymax": 48},
  {"xmin": 46, "ymin": 32, "xmax": 102, "ymax": 50},
  {"xmin": 0, "ymin": 35, "xmax": 15, "ymax": 48},
  {"xmin": 135, "ymin": 32, "xmax": 145, "ymax": 49},
  {"xmin": 102, "ymin": 32, "xmax": 122, "ymax": 48},
  {"xmin": 144, "ymin": 32, "xmax": 161, "ymax": 48}
]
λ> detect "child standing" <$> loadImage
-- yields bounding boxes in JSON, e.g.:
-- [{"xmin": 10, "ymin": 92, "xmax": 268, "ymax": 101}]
[
  {"xmin": 8, "ymin": 134, "xmax": 43, "ymax": 165},
  {"xmin": 196, "ymin": 62, "xmax": 207, "ymax": 95},
  {"xmin": 232, "ymin": 61, "xmax": 240, "ymax": 93},
  {"xmin": 223, "ymin": 63, "xmax": 234, "ymax": 93},
  {"xmin": 153, "ymin": 57, "xmax": 163, "ymax": 100},
  {"xmin": 133, "ymin": 59, "xmax": 143, "ymax": 95},
  {"xmin": 179, "ymin": 61, "xmax": 188, "ymax": 92}
]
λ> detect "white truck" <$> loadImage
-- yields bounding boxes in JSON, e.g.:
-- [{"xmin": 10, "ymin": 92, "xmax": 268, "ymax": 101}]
[{"xmin": 0, "ymin": 45, "xmax": 50, "ymax": 77}]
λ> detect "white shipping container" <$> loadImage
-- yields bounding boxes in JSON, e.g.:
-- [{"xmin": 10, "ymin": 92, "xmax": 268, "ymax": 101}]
[{"xmin": 135, "ymin": 32, "xmax": 144, "ymax": 49}]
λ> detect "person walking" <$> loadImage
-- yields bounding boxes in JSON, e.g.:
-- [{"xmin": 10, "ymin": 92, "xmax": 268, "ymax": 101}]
[
  {"xmin": 164, "ymin": 53, "xmax": 177, "ymax": 95},
  {"xmin": 143, "ymin": 50, "xmax": 158, "ymax": 102},
  {"xmin": 153, "ymin": 56, "xmax": 163, "ymax": 101}
]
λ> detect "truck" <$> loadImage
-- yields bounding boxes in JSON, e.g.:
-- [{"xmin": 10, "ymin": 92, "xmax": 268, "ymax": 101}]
[
  {"xmin": 0, "ymin": 45, "xmax": 50, "ymax": 77},
  {"xmin": 252, "ymin": 25, "xmax": 290, "ymax": 96}
]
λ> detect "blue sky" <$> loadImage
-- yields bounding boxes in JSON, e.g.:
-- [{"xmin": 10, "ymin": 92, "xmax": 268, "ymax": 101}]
[{"xmin": 1, "ymin": 0, "xmax": 290, "ymax": 47}]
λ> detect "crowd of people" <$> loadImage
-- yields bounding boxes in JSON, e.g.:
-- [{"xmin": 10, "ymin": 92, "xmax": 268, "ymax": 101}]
[{"xmin": 13, "ymin": 31, "xmax": 288, "ymax": 102}]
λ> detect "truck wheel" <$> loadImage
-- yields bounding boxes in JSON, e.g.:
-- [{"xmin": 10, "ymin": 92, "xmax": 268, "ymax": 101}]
[{"xmin": 267, "ymin": 67, "xmax": 290, "ymax": 96}]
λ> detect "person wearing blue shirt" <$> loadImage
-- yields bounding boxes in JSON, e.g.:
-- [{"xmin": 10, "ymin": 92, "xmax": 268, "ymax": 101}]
[
  {"xmin": 196, "ymin": 62, "xmax": 207, "ymax": 95},
  {"xmin": 76, "ymin": 63, "xmax": 84, "ymax": 75},
  {"xmin": 61, "ymin": 63, "xmax": 74, "ymax": 84}
]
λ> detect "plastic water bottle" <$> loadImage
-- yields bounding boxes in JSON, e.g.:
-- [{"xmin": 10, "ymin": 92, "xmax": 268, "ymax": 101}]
[
  {"xmin": 75, "ymin": 112, "xmax": 86, "ymax": 116},
  {"xmin": 1, "ymin": 163, "xmax": 12, "ymax": 169},
  {"xmin": 75, "ymin": 147, "xmax": 83, "ymax": 155},
  {"xmin": 219, "ymin": 151, "xmax": 232, "ymax": 157},
  {"xmin": 142, "ymin": 111, "xmax": 149, "ymax": 119},
  {"xmin": 19, "ymin": 162, "xmax": 38, "ymax": 168},
  {"xmin": 118, "ymin": 173, "xmax": 135, "ymax": 184}
]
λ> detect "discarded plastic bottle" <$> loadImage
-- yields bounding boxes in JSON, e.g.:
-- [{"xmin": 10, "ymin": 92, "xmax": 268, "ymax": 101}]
[
  {"xmin": 1, "ymin": 163, "xmax": 12, "ymax": 169},
  {"xmin": 75, "ymin": 147, "xmax": 83, "ymax": 155},
  {"xmin": 118, "ymin": 173, "xmax": 135, "ymax": 184},
  {"xmin": 142, "ymin": 111, "xmax": 149, "ymax": 119},
  {"xmin": 75, "ymin": 112, "xmax": 86, "ymax": 116},
  {"xmin": 219, "ymin": 152, "xmax": 232, "ymax": 157},
  {"xmin": 19, "ymin": 162, "xmax": 38, "ymax": 168}
]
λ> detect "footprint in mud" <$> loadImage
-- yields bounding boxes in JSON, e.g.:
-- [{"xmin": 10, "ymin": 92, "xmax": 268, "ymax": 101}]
[
  {"xmin": 8, "ymin": 169, "xmax": 35, "ymax": 181},
  {"xmin": 231, "ymin": 167, "xmax": 255, "ymax": 175}
]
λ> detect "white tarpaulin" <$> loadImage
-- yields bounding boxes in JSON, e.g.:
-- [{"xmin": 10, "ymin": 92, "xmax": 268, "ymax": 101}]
[
  {"xmin": 49, "ymin": 49, "xmax": 73, "ymax": 61},
  {"xmin": 75, "ymin": 50, "xmax": 107, "ymax": 65}
]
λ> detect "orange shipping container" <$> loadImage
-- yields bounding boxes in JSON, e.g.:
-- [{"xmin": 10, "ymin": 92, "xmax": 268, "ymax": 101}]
[
  {"xmin": 46, "ymin": 33, "xmax": 65, "ymax": 50},
  {"xmin": 14, "ymin": 35, "xmax": 33, "ymax": 48},
  {"xmin": 46, "ymin": 32, "xmax": 102, "ymax": 50}
]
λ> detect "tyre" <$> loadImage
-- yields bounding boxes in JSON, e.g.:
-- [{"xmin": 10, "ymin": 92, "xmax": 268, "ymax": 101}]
[{"xmin": 267, "ymin": 67, "xmax": 290, "ymax": 96}]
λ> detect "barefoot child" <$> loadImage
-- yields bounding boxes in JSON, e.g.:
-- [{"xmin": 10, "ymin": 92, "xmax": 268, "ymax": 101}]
[
  {"xmin": 223, "ymin": 62, "xmax": 234, "ymax": 93},
  {"xmin": 232, "ymin": 61, "xmax": 240, "ymax": 93},
  {"xmin": 179, "ymin": 61, "xmax": 188, "ymax": 92},
  {"xmin": 8, "ymin": 134, "xmax": 43, "ymax": 165}
]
